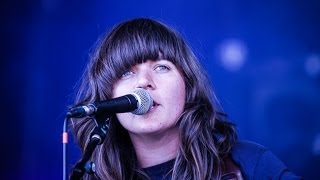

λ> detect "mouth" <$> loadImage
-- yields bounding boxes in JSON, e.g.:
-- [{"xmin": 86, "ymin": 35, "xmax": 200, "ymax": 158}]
[{"xmin": 150, "ymin": 101, "xmax": 160, "ymax": 110}]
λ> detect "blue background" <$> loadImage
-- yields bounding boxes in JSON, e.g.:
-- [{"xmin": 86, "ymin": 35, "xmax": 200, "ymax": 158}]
[{"xmin": 1, "ymin": 0, "xmax": 319, "ymax": 179}]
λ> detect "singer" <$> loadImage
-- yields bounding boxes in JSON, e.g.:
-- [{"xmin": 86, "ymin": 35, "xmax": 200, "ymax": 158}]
[{"xmin": 70, "ymin": 18, "xmax": 301, "ymax": 179}]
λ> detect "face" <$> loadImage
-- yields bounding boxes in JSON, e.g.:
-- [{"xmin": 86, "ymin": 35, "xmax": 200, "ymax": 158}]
[{"xmin": 112, "ymin": 59, "xmax": 186, "ymax": 136}]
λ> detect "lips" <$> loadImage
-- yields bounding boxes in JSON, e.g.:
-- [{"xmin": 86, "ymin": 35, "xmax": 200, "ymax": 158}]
[{"xmin": 150, "ymin": 101, "xmax": 160, "ymax": 110}]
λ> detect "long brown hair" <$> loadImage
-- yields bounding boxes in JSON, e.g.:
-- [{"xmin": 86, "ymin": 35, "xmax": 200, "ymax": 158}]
[{"xmin": 71, "ymin": 18, "xmax": 237, "ymax": 179}]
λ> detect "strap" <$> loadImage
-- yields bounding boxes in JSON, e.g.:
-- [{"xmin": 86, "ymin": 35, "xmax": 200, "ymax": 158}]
[{"xmin": 221, "ymin": 156, "xmax": 243, "ymax": 180}]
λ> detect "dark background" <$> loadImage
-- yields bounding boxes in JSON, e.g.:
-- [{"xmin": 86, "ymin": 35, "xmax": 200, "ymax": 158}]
[{"xmin": 1, "ymin": 0, "xmax": 319, "ymax": 179}]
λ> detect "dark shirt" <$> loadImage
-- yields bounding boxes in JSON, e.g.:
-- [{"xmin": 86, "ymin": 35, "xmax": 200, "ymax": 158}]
[
  {"xmin": 143, "ymin": 141, "xmax": 302, "ymax": 179},
  {"xmin": 143, "ymin": 159, "xmax": 175, "ymax": 180}
]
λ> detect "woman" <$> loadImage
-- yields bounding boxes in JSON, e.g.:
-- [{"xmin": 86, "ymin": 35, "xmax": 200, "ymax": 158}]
[{"xmin": 71, "ymin": 18, "xmax": 300, "ymax": 179}]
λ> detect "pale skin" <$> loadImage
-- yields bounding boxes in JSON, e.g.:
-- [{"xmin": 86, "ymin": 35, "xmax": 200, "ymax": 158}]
[{"xmin": 112, "ymin": 59, "xmax": 186, "ymax": 168}]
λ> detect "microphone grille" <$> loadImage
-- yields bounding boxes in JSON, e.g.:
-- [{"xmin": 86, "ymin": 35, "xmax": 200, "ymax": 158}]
[{"xmin": 131, "ymin": 88, "xmax": 153, "ymax": 115}]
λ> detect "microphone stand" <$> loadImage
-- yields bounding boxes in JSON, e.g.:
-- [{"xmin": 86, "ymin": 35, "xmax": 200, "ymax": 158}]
[{"xmin": 70, "ymin": 115, "xmax": 110, "ymax": 180}]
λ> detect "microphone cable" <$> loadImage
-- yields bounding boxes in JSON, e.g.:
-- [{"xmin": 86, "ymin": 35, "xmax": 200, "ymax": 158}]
[{"xmin": 62, "ymin": 116, "xmax": 69, "ymax": 180}]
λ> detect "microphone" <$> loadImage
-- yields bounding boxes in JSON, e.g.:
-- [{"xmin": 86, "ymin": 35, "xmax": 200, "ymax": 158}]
[{"xmin": 67, "ymin": 88, "xmax": 153, "ymax": 118}]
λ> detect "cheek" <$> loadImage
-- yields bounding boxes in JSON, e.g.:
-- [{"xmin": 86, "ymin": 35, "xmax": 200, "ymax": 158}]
[
  {"xmin": 112, "ymin": 83, "xmax": 129, "ymax": 98},
  {"xmin": 169, "ymin": 79, "xmax": 186, "ymax": 112},
  {"xmin": 177, "ymin": 78, "xmax": 186, "ymax": 101}
]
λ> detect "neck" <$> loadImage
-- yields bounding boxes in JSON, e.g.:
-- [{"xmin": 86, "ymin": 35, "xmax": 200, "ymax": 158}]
[{"xmin": 129, "ymin": 127, "xmax": 180, "ymax": 168}]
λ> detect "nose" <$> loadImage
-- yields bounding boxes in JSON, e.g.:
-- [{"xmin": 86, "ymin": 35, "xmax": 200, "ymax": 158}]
[{"xmin": 135, "ymin": 70, "xmax": 155, "ymax": 90}]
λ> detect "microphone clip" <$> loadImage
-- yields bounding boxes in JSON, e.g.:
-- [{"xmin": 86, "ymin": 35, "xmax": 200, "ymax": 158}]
[{"xmin": 67, "ymin": 104, "xmax": 97, "ymax": 118}]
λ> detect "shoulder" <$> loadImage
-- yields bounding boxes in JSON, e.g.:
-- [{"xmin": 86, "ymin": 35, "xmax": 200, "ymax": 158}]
[{"xmin": 230, "ymin": 140, "xmax": 302, "ymax": 179}]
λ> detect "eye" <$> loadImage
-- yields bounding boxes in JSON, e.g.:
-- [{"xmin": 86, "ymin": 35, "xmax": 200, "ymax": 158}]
[
  {"xmin": 121, "ymin": 70, "xmax": 135, "ymax": 79},
  {"xmin": 154, "ymin": 65, "xmax": 170, "ymax": 73}
]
